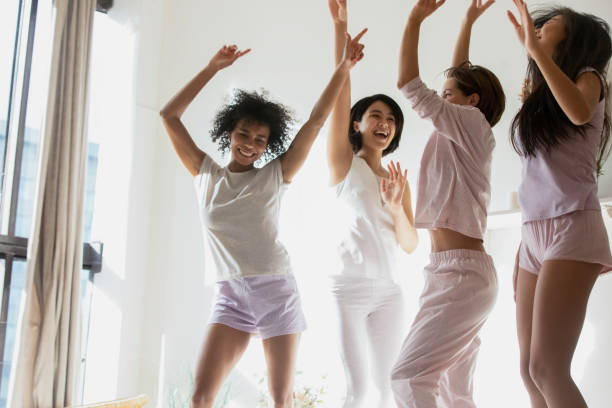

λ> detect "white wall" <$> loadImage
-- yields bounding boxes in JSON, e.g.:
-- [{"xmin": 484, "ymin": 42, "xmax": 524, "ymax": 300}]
[
  {"xmin": 81, "ymin": 0, "xmax": 164, "ymax": 402},
  {"xmin": 81, "ymin": 0, "xmax": 612, "ymax": 406}
]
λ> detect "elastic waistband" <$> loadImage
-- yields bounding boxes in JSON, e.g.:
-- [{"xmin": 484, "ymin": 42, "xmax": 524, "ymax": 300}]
[{"xmin": 429, "ymin": 249, "xmax": 495, "ymax": 269}]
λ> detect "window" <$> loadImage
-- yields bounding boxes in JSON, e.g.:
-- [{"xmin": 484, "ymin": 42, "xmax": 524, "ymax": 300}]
[{"xmin": 0, "ymin": 1, "xmax": 103, "ymax": 405}]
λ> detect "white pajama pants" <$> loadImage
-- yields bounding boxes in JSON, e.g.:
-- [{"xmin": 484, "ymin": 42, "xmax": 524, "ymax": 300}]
[
  {"xmin": 332, "ymin": 275, "xmax": 405, "ymax": 408},
  {"xmin": 391, "ymin": 250, "xmax": 498, "ymax": 408}
]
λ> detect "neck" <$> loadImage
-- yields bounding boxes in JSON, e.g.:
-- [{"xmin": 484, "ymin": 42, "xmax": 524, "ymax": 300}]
[
  {"xmin": 356, "ymin": 147, "xmax": 384, "ymax": 173},
  {"xmin": 228, "ymin": 159, "xmax": 254, "ymax": 172}
]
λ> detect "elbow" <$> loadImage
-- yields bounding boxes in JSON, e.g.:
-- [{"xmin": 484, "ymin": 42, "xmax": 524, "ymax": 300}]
[
  {"xmin": 159, "ymin": 107, "xmax": 170, "ymax": 119},
  {"xmin": 569, "ymin": 113, "xmax": 592, "ymax": 126},
  {"xmin": 159, "ymin": 105, "xmax": 179, "ymax": 120}
]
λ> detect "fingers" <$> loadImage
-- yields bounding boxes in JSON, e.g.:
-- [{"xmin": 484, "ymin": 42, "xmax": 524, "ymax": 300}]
[
  {"xmin": 482, "ymin": 0, "xmax": 495, "ymax": 12},
  {"xmin": 381, "ymin": 178, "xmax": 387, "ymax": 193},
  {"xmin": 353, "ymin": 27, "xmax": 368, "ymax": 43},
  {"xmin": 434, "ymin": 0, "xmax": 446, "ymax": 11},
  {"xmin": 237, "ymin": 48, "xmax": 251, "ymax": 58},
  {"xmin": 507, "ymin": 11, "xmax": 521, "ymax": 29}
]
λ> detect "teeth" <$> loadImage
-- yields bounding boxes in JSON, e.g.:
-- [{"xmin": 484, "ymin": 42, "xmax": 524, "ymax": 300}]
[{"xmin": 238, "ymin": 148, "xmax": 255, "ymax": 157}]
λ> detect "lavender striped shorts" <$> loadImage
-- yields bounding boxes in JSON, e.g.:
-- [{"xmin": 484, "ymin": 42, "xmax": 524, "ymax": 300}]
[{"xmin": 209, "ymin": 273, "xmax": 307, "ymax": 339}]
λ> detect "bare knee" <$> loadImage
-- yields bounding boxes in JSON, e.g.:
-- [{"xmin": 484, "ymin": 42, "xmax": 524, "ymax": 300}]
[
  {"xmin": 529, "ymin": 355, "xmax": 569, "ymax": 393},
  {"xmin": 520, "ymin": 355, "xmax": 536, "ymax": 386}
]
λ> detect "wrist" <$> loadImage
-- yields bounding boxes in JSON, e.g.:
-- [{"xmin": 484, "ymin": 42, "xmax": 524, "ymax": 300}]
[
  {"xmin": 462, "ymin": 18, "xmax": 475, "ymax": 28},
  {"xmin": 387, "ymin": 202, "xmax": 404, "ymax": 215},
  {"xmin": 334, "ymin": 21, "xmax": 348, "ymax": 30},
  {"xmin": 527, "ymin": 44, "xmax": 547, "ymax": 61},
  {"xmin": 408, "ymin": 14, "xmax": 425, "ymax": 26},
  {"xmin": 205, "ymin": 63, "xmax": 221, "ymax": 73},
  {"xmin": 337, "ymin": 59, "xmax": 352, "ymax": 71}
]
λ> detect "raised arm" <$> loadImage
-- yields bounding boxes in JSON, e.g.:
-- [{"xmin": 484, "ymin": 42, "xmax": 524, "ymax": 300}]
[
  {"xmin": 280, "ymin": 28, "xmax": 366, "ymax": 183},
  {"xmin": 160, "ymin": 45, "xmax": 250, "ymax": 176},
  {"xmin": 380, "ymin": 161, "xmax": 418, "ymax": 253},
  {"xmin": 398, "ymin": 0, "xmax": 446, "ymax": 89},
  {"xmin": 327, "ymin": 0, "xmax": 355, "ymax": 186},
  {"xmin": 451, "ymin": 0, "xmax": 495, "ymax": 67},
  {"xmin": 508, "ymin": 0, "xmax": 602, "ymax": 125}
]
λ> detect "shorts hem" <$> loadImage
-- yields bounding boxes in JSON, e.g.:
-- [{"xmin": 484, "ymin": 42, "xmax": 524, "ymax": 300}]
[
  {"xmin": 208, "ymin": 320, "xmax": 257, "ymax": 334},
  {"xmin": 260, "ymin": 325, "xmax": 307, "ymax": 340}
]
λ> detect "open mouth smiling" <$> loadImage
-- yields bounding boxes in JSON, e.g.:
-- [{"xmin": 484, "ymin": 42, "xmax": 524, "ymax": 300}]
[{"xmin": 237, "ymin": 147, "xmax": 256, "ymax": 158}]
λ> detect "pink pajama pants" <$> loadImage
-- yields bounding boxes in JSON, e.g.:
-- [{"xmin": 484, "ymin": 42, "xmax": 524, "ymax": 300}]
[{"xmin": 391, "ymin": 249, "xmax": 498, "ymax": 408}]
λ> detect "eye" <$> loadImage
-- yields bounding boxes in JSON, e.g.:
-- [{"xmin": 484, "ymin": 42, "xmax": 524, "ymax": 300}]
[{"xmin": 255, "ymin": 139, "xmax": 266, "ymax": 146}]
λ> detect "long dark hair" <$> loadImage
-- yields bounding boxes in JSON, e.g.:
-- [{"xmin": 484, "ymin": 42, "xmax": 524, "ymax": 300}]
[
  {"xmin": 349, "ymin": 94, "xmax": 404, "ymax": 156},
  {"xmin": 510, "ymin": 7, "xmax": 612, "ymax": 174}
]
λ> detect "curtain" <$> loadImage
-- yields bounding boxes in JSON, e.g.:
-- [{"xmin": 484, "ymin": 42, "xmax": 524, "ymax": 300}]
[{"xmin": 8, "ymin": 0, "xmax": 96, "ymax": 406}]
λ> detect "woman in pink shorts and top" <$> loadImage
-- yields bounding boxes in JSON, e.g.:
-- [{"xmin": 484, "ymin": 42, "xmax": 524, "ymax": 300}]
[
  {"xmin": 507, "ymin": 1, "xmax": 612, "ymax": 407},
  {"xmin": 392, "ymin": 1, "xmax": 506, "ymax": 407},
  {"xmin": 327, "ymin": 1, "xmax": 419, "ymax": 407},
  {"xmin": 160, "ymin": 34, "xmax": 366, "ymax": 408}
]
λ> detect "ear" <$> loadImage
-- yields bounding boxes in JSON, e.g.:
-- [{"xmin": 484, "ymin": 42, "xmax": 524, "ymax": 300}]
[
  {"xmin": 468, "ymin": 93, "xmax": 480, "ymax": 107},
  {"xmin": 353, "ymin": 121, "xmax": 361, "ymax": 133}
]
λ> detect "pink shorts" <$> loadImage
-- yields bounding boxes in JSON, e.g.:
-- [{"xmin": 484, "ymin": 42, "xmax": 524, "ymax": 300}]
[
  {"xmin": 209, "ymin": 274, "xmax": 307, "ymax": 339},
  {"xmin": 519, "ymin": 210, "xmax": 612, "ymax": 275}
]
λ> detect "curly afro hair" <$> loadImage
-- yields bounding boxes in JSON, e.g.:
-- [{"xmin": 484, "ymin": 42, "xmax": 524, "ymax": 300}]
[{"xmin": 210, "ymin": 89, "xmax": 296, "ymax": 162}]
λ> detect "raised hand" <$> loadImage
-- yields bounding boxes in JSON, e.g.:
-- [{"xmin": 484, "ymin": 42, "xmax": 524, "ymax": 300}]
[
  {"xmin": 409, "ymin": 0, "xmax": 446, "ymax": 24},
  {"xmin": 328, "ymin": 0, "xmax": 347, "ymax": 24},
  {"xmin": 342, "ymin": 28, "xmax": 367, "ymax": 68},
  {"xmin": 465, "ymin": 0, "xmax": 495, "ymax": 24},
  {"xmin": 208, "ymin": 45, "xmax": 251, "ymax": 71},
  {"xmin": 380, "ymin": 161, "xmax": 409, "ymax": 210},
  {"xmin": 507, "ymin": 0, "xmax": 540, "ymax": 55}
]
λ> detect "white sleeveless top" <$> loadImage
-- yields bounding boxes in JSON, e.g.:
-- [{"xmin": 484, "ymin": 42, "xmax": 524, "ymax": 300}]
[{"xmin": 334, "ymin": 157, "xmax": 400, "ymax": 283}]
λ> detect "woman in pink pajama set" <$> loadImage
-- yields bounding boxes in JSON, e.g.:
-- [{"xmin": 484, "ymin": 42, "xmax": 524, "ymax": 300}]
[
  {"xmin": 392, "ymin": 1, "xmax": 506, "ymax": 407},
  {"xmin": 327, "ymin": 1, "xmax": 419, "ymax": 407},
  {"xmin": 507, "ymin": 1, "xmax": 612, "ymax": 407}
]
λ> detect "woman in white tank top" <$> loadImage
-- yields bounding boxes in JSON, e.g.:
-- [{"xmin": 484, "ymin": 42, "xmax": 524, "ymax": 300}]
[{"xmin": 328, "ymin": 2, "xmax": 419, "ymax": 407}]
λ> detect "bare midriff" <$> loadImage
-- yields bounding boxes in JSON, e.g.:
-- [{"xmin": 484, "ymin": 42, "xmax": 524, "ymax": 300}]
[{"xmin": 428, "ymin": 228, "xmax": 485, "ymax": 253}]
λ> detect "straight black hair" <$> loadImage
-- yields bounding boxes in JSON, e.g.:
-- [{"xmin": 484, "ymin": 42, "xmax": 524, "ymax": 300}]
[
  {"xmin": 510, "ymin": 7, "xmax": 612, "ymax": 174},
  {"xmin": 349, "ymin": 94, "xmax": 404, "ymax": 156}
]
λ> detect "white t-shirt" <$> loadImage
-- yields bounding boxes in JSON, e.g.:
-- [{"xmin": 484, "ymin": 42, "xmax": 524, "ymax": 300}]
[
  {"xmin": 334, "ymin": 157, "xmax": 400, "ymax": 283},
  {"xmin": 194, "ymin": 155, "xmax": 292, "ymax": 282}
]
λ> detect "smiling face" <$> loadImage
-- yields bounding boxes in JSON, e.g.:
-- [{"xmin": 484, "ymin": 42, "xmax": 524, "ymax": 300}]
[
  {"xmin": 535, "ymin": 14, "xmax": 566, "ymax": 57},
  {"xmin": 228, "ymin": 118, "xmax": 270, "ymax": 171},
  {"xmin": 353, "ymin": 100, "xmax": 397, "ymax": 153}
]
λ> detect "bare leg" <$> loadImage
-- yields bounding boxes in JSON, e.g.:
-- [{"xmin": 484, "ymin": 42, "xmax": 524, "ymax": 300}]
[
  {"xmin": 191, "ymin": 323, "xmax": 251, "ymax": 408},
  {"xmin": 262, "ymin": 333, "xmax": 301, "ymax": 408},
  {"xmin": 516, "ymin": 268, "xmax": 547, "ymax": 408},
  {"xmin": 529, "ymin": 260, "xmax": 599, "ymax": 408}
]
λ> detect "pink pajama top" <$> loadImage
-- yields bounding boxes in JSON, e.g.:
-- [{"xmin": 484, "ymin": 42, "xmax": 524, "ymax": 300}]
[
  {"xmin": 518, "ymin": 67, "xmax": 606, "ymax": 223},
  {"xmin": 401, "ymin": 77, "xmax": 495, "ymax": 241}
]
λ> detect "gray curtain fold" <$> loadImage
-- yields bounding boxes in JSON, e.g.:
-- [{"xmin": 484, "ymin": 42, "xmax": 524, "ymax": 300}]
[{"xmin": 8, "ymin": 0, "xmax": 96, "ymax": 407}]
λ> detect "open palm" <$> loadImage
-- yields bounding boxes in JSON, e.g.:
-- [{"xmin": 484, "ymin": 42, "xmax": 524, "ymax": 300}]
[
  {"xmin": 466, "ymin": 0, "xmax": 495, "ymax": 24},
  {"xmin": 380, "ymin": 161, "xmax": 408, "ymax": 209}
]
